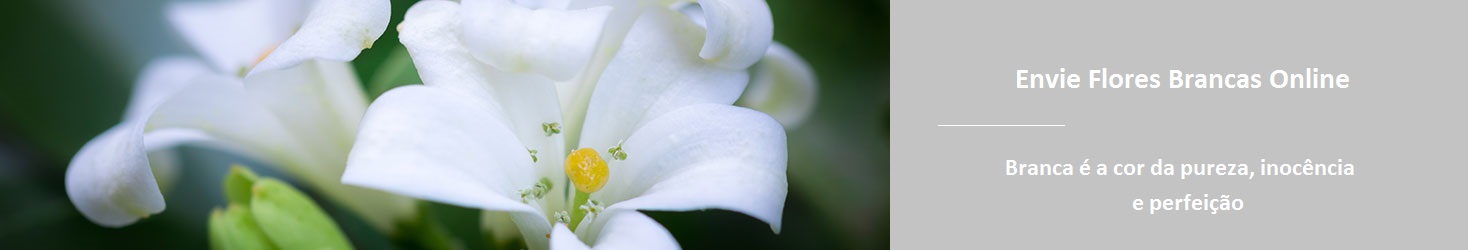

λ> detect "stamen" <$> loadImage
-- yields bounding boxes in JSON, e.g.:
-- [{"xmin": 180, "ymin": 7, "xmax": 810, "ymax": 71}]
[
  {"xmin": 579, "ymin": 200, "xmax": 604, "ymax": 215},
  {"xmin": 554, "ymin": 211, "xmax": 571, "ymax": 224},
  {"xmin": 607, "ymin": 140, "xmax": 627, "ymax": 161},
  {"xmin": 517, "ymin": 178, "xmax": 553, "ymax": 203},
  {"xmin": 542, "ymin": 122, "xmax": 562, "ymax": 136}
]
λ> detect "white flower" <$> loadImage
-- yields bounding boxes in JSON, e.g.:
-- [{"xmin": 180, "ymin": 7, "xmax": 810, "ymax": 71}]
[
  {"xmin": 737, "ymin": 43, "xmax": 819, "ymax": 127},
  {"xmin": 64, "ymin": 0, "xmax": 414, "ymax": 231},
  {"xmin": 675, "ymin": 4, "xmax": 819, "ymax": 128},
  {"xmin": 340, "ymin": 0, "xmax": 797, "ymax": 248}
]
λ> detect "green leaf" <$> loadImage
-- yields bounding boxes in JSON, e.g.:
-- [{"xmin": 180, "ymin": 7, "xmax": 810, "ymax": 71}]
[
  {"xmin": 209, "ymin": 204, "xmax": 278, "ymax": 250},
  {"xmin": 250, "ymin": 179, "xmax": 354, "ymax": 250},
  {"xmin": 223, "ymin": 165, "xmax": 260, "ymax": 205}
]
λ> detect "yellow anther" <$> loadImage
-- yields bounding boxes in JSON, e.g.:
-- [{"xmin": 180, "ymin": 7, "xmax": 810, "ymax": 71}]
[{"xmin": 565, "ymin": 148, "xmax": 609, "ymax": 193}]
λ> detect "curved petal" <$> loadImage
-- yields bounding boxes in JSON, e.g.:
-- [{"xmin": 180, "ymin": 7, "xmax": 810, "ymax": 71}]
[
  {"xmin": 400, "ymin": 0, "xmax": 572, "ymax": 217},
  {"xmin": 458, "ymin": 0, "xmax": 612, "ymax": 81},
  {"xmin": 595, "ymin": 104, "xmax": 787, "ymax": 233},
  {"xmin": 482, "ymin": 211, "xmax": 524, "ymax": 247},
  {"xmin": 342, "ymin": 85, "xmax": 538, "ymax": 214},
  {"xmin": 240, "ymin": 60, "xmax": 368, "ymax": 180},
  {"xmin": 578, "ymin": 8, "xmax": 749, "ymax": 152},
  {"xmin": 145, "ymin": 74, "xmax": 307, "ymax": 172},
  {"xmin": 65, "ymin": 124, "xmax": 164, "ymax": 227},
  {"xmin": 550, "ymin": 223, "xmax": 592, "ymax": 250},
  {"xmin": 399, "ymin": 0, "xmax": 497, "ymax": 100},
  {"xmin": 689, "ymin": 0, "xmax": 772, "ymax": 69},
  {"xmin": 736, "ymin": 42, "xmax": 818, "ymax": 127},
  {"xmin": 251, "ymin": 0, "xmax": 392, "ymax": 74},
  {"xmin": 167, "ymin": 0, "xmax": 292, "ymax": 73},
  {"xmin": 152, "ymin": 75, "xmax": 426, "ymax": 230},
  {"xmin": 553, "ymin": 211, "xmax": 681, "ymax": 250},
  {"xmin": 67, "ymin": 72, "xmax": 304, "ymax": 227},
  {"xmin": 124, "ymin": 57, "xmax": 213, "ymax": 121},
  {"xmin": 141, "ymin": 128, "xmax": 218, "ymax": 192}
]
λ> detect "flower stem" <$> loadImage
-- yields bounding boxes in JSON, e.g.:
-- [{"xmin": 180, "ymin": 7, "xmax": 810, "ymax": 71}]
[{"xmin": 569, "ymin": 190, "xmax": 589, "ymax": 231}]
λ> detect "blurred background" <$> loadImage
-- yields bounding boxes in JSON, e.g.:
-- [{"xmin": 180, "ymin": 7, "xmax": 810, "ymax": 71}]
[{"xmin": 0, "ymin": 0, "xmax": 888, "ymax": 248}]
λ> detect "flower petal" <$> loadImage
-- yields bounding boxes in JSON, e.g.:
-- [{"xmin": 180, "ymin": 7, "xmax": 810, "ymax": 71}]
[
  {"xmin": 596, "ymin": 104, "xmax": 787, "ymax": 233},
  {"xmin": 167, "ymin": 0, "xmax": 292, "ymax": 72},
  {"xmin": 689, "ymin": 0, "xmax": 773, "ymax": 69},
  {"xmin": 342, "ymin": 85, "xmax": 538, "ymax": 214},
  {"xmin": 550, "ymin": 223, "xmax": 592, "ymax": 250},
  {"xmin": 144, "ymin": 74, "xmax": 307, "ymax": 172},
  {"xmin": 400, "ymin": 0, "xmax": 572, "ymax": 216},
  {"xmin": 578, "ymin": 8, "xmax": 749, "ymax": 151},
  {"xmin": 67, "ymin": 72, "xmax": 301, "ymax": 227},
  {"xmin": 65, "ymin": 124, "xmax": 164, "ymax": 227},
  {"xmin": 251, "ymin": 0, "xmax": 392, "ymax": 74},
  {"xmin": 482, "ymin": 211, "xmax": 524, "ymax": 247},
  {"xmin": 399, "ymin": 0, "xmax": 497, "ymax": 100},
  {"xmin": 736, "ymin": 42, "xmax": 818, "ymax": 127},
  {"xmin": 458, "ymin": 0, "xmax": 612, "ymax": 81},
  {"xmin": 124, "ymin": 57, "xmax": 213, "ymax": 121},
  {"xmin": 553, "ymin": 211, "xmax": 681, "ymax": 250},
  {"xmin": 240, "ymin": 60, "xmax": 368, "ymax": 180}
]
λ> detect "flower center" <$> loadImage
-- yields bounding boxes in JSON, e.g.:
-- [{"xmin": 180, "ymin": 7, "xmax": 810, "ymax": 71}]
[{"xmin": 565, "ymin": 148, "xmax": 609, "ymax": 193}]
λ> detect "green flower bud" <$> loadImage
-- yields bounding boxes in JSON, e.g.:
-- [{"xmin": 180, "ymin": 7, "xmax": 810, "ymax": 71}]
[
  {"xmin": 249, "ymin": 179, "xmax": 354, "ymax": 250},
  {"xmin": 223, "ymin": 165, "xmax": 259, "ymax": 205},
  {"xmin": 208, "ymin": 204, "xmax": 277, "ymax": 250}
]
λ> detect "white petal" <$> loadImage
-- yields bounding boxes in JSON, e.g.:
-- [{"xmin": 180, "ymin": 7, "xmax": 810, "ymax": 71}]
[
  {"xmin": 65, "ymin": 124, "xmax": 164, "ymax": 227},
  {"xmin": 483, "ymin": 211, "xmax": 524, "ymax": 247},
  {"xmin": 251, "ymin": 0, "xmax": 392, "ymax": 74},
  {"xmin": 342, "ymin": 85, "xmax": 539, "ymax": 214},
  {"xmin": 579, "ymin": 8, "xmax": 749, "ymax": 151},
  {"xmin": 144, "ymin": 74, "xmax": 307, "ymax": 172},
  {"xmin": 240, "ymin": 60, "xmax": 368, "ymax": 180},
  {"xmin": 140, "ymin": 128, "xmax": 218, "ymax": 193},
  {"xmin": 550, "ymin": 223, "xmax": 592, "ymax": 250},
  {"xmin": 167, "ymin": 0, "xmax": 290, "ymax": 73},
  {"xmin": 399, "ymin": 0, "xmax": 497, "ymax": 100},
  {"xmin": 401, "ymin": 0, "xmax": 572, "ymax": 215},
  {"xmin": 690, "ymin": 0, "xmax": 773, "ymax": 69},
  {"xmin": 459, "ymin": 0, "xmax": 612, "ymax": 81},
  {"xmin": 66, "ymin": 72, "xmax": 300, "ymax": 227},
  {"xmin": 596, "ymin": 104, "xmax": 787, "ymax": 233},
  {"xmin": 737, "ymin": 42, "xmax": 818, "ymax": 127},
  {"xmin": 554, "ymin": 211, "xmax": 681, "ymax": 250},
  {"xmin": 511, "ymin": 209, "xmax": 555, "ymax": 250},
  {"xmin": 124, "ymin": 57, "xmax": 213, "ymax": 121}
]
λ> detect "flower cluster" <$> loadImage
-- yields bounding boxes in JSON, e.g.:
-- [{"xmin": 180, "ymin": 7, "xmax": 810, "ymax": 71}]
[{"xmin": 66, "ymin": 0, "xmax": 817, "ymax": 249}]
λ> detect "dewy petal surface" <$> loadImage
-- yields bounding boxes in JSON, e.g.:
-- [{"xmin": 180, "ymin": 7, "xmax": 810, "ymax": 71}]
[
  {"xmin": 737, "ymin": 42, "xmax": 818, "ymax": 127},
  {"xmin": 579, "ymin": 8, "xmax": 749, "ymax": 152},
  {"xmin": 458, "ymin": 0, "xmax": 612, "ymax": 81},
  {"xmin": 251, "ymin": 0, "xmax": 392, "ymax": 74},
  {"xmin": 552, "ymin": 211, "xmax": 680, "ymax": 250},
  {"xmin": 594, "ymin": 104, "xmax": 788, "ymax": 233},
  {"xmin": 342, "ymin": 85, "xmax": 538, "ymax": 214}
]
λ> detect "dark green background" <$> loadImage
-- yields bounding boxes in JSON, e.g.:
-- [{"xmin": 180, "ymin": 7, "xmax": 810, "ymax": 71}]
[{"xmin": 0, "ymin": 0, "xmax": 888, "ymax": 249}]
